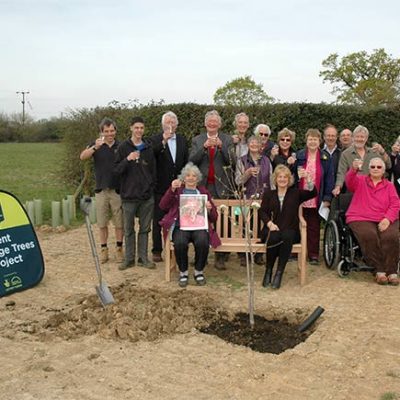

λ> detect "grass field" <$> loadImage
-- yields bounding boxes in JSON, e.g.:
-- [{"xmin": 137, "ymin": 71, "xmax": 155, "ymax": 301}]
[{"xmin": 0, "ymin": 143, "xmax": 76, "ymax": 222}]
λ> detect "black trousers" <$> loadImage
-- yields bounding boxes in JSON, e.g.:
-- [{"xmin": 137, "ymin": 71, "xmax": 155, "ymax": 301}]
[
  {"xmin": 172, "ymin": 228, "xmax": 209, "ymax": 273},
  {"xmin": 152, "ymin": 193, "xmax": 165, "ymax": 254},
  {"xmin": 266, "ymin": 229, "xmax": 298, "ymax": 271}
]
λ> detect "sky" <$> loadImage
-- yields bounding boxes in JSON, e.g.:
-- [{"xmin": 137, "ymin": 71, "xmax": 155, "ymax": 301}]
[{"xmin": 1, "ymin": 0, "xmax": 399, "ymax": 120}]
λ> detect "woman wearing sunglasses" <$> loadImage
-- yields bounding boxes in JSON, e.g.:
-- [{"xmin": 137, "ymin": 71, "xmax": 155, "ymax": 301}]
[
  {"xmin": 271, "ymin": 128, "xmax": 297, "ymax": 176},
  {"xmin": 254, "ymin": 124, "xmax": 275, "ymax": 156},
  {"xmin": 346, "ymin": 157, "xmax": 400, "ymax": 285}
]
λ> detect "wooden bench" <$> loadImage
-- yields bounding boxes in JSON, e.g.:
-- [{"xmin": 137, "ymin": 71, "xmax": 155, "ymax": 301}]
[{"xmin": 164, "ymin": 199, "xmax": 308, "ymax": 285}]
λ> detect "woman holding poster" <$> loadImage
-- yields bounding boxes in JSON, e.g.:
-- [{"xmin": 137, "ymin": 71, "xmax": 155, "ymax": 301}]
[{"xmin": 159, "ymin": 163, "xmax": 220, "ymax": 287}]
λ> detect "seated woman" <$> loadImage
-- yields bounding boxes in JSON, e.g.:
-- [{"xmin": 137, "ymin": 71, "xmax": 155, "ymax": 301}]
[
  {"xmin": 346, "ymin": 157, "xmax": 400, "ymax": 285},
  {"xmin": 259, "ymin": 165, "xmax": 317, "ymax": 289},
  {"xmin": 159, "ymin": 162, "xmax": 220, "ymax": 287},
  {"xmin": 235, "ymin": 135, "xmax": 274, "ymax": 266}
]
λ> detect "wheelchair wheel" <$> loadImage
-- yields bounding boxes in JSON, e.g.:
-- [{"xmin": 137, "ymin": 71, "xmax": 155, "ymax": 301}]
[
  {"xmin": 323, "ymin": 220, "xmax": 340, "ymax": 269},
  {"xmin": 337, "ymin": 260, "xmax": 350, "ymax": 277},
  {"xmin": 344, "ymin": 231, "xmax": 355, "ymax": 263}
]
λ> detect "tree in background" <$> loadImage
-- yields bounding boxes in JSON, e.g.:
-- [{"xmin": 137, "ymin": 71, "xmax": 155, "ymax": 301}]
[
  {"xmin": 213, "ymin": 76, "xmax": 274, "ymax": 107},
  {"xmin": 320, "ymin": 48, "xmax": 400, "ymax": 107}
]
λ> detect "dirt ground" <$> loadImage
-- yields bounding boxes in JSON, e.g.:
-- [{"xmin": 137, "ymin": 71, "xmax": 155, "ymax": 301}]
[{"xmin": 1, "ymin": 225, "xmax": 400, "ymax": 400}]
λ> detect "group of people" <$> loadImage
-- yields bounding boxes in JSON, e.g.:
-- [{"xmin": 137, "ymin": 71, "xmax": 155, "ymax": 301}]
[{"xmin": 80, "ymin": 111, "xmax": 400, "ymax": 288}]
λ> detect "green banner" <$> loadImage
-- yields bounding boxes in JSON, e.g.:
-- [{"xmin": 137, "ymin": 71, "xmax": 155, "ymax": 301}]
[{"xmin": 0, "ymin": 190, "xmax": 45, "ymax": 297}]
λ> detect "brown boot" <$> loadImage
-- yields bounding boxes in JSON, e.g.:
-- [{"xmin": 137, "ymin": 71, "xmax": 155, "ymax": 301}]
[
  {"xmin": 100, "ymin": 247, "xmax": 109, "ymax": 264},
  {"xmin": 254, "ymin": 253, "xmax": 264, "ymax": 265},
  {"xmin": 152, "ymin": 252, "xmax": 163, "ymax": 263},
  {"xmin": 214, "ymin": 253, "xmax": 226, "ymax": 270},
  {"xmin": 115, "ymin": 247, "xmax": 124, "ymax": 263}
]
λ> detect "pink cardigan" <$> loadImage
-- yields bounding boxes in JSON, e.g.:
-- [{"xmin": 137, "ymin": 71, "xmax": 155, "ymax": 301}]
[{"xmin": 345, "ymin": 168, "xmax": 400, "ymax": 224}]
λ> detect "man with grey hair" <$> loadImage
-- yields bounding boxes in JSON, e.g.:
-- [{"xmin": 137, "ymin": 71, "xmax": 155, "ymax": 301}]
[
  {"xmin": 189, "ymin": 110, "xmax": 235, "ymax": 269},
  {"xmin": 333, "ymin": 125, "xmax": 391, "ymax": 196},
  {"xmin": 189, "ymin": 110, "xmax": 235, "ymax": 198},
  {"xmin": 339, "ymin": 128, "xmax": 353, "ymax": 150},
  {"xmin": 149, "ymin": 111, "xmax": 189, "ymax": 263}
]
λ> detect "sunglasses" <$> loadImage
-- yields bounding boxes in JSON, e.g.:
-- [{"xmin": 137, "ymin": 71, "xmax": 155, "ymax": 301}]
[
  {"xmin": 280, "ymin": 138, "xmax": 291, "ymax": 142},
  {"xmin": 259, "ymin": 133, "xmax": 270, "ymax": 137},
  {"xmin": 370, "ymin": 165, "xmax": 383, "ymax": 169}
]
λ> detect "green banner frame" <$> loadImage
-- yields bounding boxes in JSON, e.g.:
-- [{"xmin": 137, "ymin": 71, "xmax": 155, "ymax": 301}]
[{"xmin": 0, "ymin": 190, "xmax": 45, "ymax": 297}]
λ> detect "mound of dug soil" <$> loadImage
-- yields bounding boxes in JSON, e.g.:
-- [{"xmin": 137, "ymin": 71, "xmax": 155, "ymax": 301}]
[
  {"xmin": 4, "ymin": 282, "xmax": 313, "ymax": 355},
  {"xmin": 36, "ymin": 283, "xmax": 227, "ymax": 342}
]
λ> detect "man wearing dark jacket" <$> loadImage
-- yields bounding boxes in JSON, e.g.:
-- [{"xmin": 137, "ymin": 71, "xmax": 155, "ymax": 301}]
[
  {"xmin": 114, "ymin": 117, "xmax": 156, "ymax": 270},
  {"xmin": 322, "ymin": 124, "xmax": 341, "ymax": 178},
  {"xmin": 149, "ymin": 111, "xmax": 189, "ymax": 263}
]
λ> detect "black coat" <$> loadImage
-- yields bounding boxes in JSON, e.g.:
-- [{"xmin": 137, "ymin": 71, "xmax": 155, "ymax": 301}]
[
  {"xmin": 259, "ymin": 186, "xmax": 317, "ymax": 241},
  {"xmin": 149, "ymin": 133, "xmax": 189, "ymax": 195},
  {"xmin": 114, "ymin": 138, "xmax": 156, "ymax": 201},
  {"xmin": 389, "ymin": 153, "xmax": 400, "ymax": 197}
]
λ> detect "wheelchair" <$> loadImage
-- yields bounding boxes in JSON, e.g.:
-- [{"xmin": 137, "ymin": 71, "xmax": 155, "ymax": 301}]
[{"xmin": 323, "ymin": 193, "xmax": 374, "ymax": 277}]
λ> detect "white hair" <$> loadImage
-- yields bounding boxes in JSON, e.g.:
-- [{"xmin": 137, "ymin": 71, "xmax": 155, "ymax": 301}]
[
  {"xmin": 247, "ymin": 135, "xmax": 262, "ymax": 145},
  {"xmin": 161, "ymin": 111, "xmax": 178, "ymax": 126},
  {"xmin": 178, "ymin": 162, "xmax": 203, "ymax": 183},
  {"xmin": 233, "ymin": 112, "xmax": 249, "ymax": 126},
  {"xmin": 254, "ymin": 124, "xmax": 271, "ymax": 135},
  {"xmin": 353, "ymin": 125, "xmax": 369, "ymax": 138},
  {"xmin": 368, "ymin": 157, "xmax": 385, "ymax": 172},
  {"xmin": 204, "ymin": 110, "xmax": 222, "ymax": 125}
]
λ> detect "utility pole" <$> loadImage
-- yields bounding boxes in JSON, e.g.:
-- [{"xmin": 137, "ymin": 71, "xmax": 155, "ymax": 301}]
[{"xmin": 16, "ymin": 91, "xmax": 30, "ymax": 125}]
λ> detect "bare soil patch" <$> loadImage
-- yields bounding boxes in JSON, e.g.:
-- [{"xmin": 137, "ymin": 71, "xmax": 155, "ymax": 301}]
[
  {"xmin": 201, "ymin": 312, "xmax": 310, "ymax": 354},
  {"xmin": 1, "ymin": 225, "xmax": 400, "ymax": 400}
]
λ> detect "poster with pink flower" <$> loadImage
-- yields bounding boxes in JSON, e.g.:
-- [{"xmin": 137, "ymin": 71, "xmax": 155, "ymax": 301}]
[{"xmin": 179, "ymin": 194, "xmax": 208, "ymax": 230}]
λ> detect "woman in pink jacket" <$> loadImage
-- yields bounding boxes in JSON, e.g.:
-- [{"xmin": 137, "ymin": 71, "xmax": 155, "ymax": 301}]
[{"xmin": 346, "ymin": 157, "xmax": 400, "ymax": 285}]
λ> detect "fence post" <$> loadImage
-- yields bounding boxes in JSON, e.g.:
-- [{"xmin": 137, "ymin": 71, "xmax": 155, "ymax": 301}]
[
  {"xmin": 34, "ymin": 199, "xmax": 43, "ymax": 226},
  {"xmin": 52, "ymin": 201, "xmax": 61, "ymax": 228},
  {"xmin": 67, "ymin": 194, "xmax": 76, "ymax": 220},
  {"xmin": 27, "ymin": 201, "xmax": 35, "ymax": 224}
]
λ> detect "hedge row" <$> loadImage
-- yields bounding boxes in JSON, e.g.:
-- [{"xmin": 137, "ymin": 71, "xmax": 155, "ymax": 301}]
[
  {"xmin": 0, "ymin": 116, "xmax": 65, "ymax": 142},
  {"xmin": 62, "ymin": 102, "xmax": 400, "ymax": 192}
]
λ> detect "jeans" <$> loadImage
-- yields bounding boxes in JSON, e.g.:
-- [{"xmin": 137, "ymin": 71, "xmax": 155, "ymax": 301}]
[
  {"xmin": 122, "ymin": 197, "xmax": 154, "ymax": 263},
  {"xmin": 152, "ymin": 193, "xmax": 165, "ymax": 255}
]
